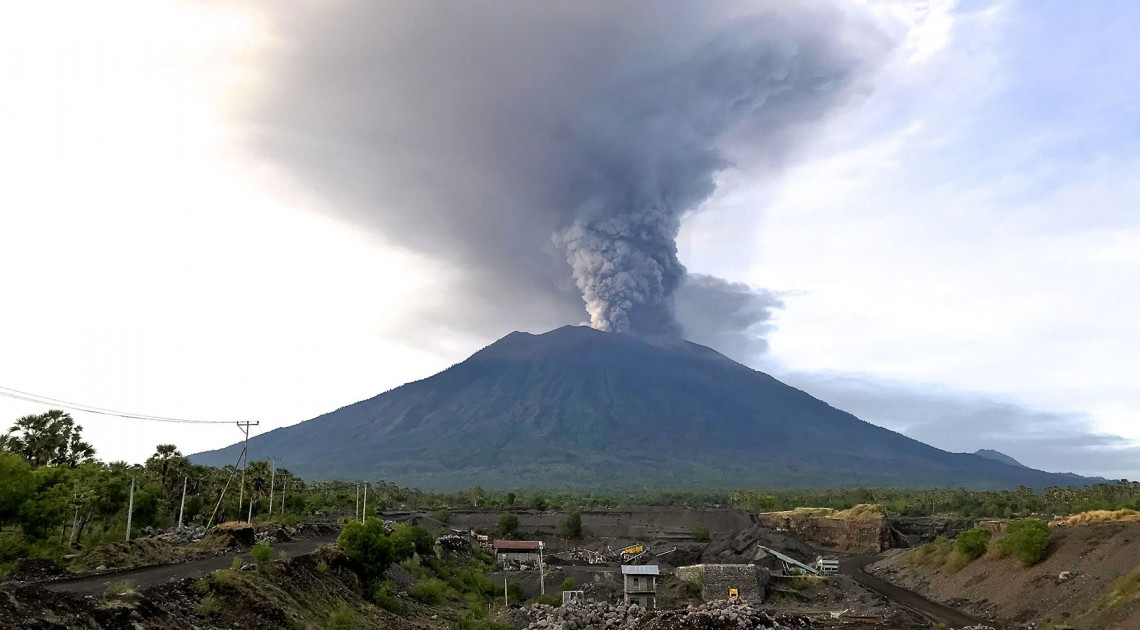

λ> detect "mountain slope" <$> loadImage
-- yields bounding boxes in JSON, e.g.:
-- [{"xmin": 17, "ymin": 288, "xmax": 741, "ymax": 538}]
[
  {"xmin": 973, "ymin": 449, "xmax": 1027, "ymax": 468},
  {"xmin": 191, "ymin": 326, "xmax": 1092, "ymax": 490}
]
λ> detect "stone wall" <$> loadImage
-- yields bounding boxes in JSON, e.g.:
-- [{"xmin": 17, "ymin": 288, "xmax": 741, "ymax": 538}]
[{"xmin": 676, "ymin": 564, "xmax": 769, "ymax": 602}]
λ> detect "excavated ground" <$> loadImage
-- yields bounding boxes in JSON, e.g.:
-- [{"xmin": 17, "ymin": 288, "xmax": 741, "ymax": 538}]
[{"xmin": 868, "ymin": 521, "xmax": 1140, "ymax": 629}]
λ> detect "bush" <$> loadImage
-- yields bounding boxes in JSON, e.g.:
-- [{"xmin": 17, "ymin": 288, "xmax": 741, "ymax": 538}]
[
  {"xmin": 954, "ymin": 526, "xmax": 992, "ymax": 560},
  {"xmin": 560, "ymin": 577, "xmax": 576, "ymax": 591},
  {"xmin": 251, "ymin": 540, "xmax": 271, "ymax": 566},
  {"xmin": 559, "ymin": 511, "xmax": 582, "ymax": 539},
  {"xmin": 370, "ymin": 580, "xmax": 403, "ymax": 613},
  {"xmin": 391, "ymin": 523, "xmax": 434, "ymax": 558},
  {"xmin": 338, "ymin": 518, "xmax": 397, "ymax": 579},
  {"xmin": 327, "ymin": 602, "xmax": 356, "ymax": 630},
  {"xmin": 944, "ymin": 550, "xmax": 972, "ymax": 573},
  {"xmin": 985, "ymin": 536, "xmax": 1009, "ymax": 559},
  {"xmin": 434, "ymin": 508, "xmax": 451, "ymax": 526},
  {"xmin": 1001, "ymin": 518, "xmax": 1050, "ymax": 565},
  {"xmin": 692, "ymin": 522, "xmax": 711, "ymax": 542},
  {"xmin": 410, "ymin": 578, "xmax": 449, "ymax": 605},
  {"xmin": 498, "ymin": 512, "xmax": 519, "ymax": 537}
]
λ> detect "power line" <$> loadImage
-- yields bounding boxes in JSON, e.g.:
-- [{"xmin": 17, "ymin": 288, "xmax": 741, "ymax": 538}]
[{"xmin": 0, "ymin": 386, "xmax": 235, "ymax": 424}]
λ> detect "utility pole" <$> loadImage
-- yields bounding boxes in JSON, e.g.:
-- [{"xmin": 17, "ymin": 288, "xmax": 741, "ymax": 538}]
[
  {"xmin": 362, "ymin": 482, "xmax": 368, "ymax": 523},
  {"xmin": 125, "ymin": 477, "xmax": 135, "ymax": 542},
  {"xmin": 178, "ymin": 476, "xmax": 188, "ymax": 529},
  {"xmin": 280, "ymin": 479, "xmax": 286, "ymax": 514},
  {"xmin": 268, "ymin": 459, "xmax": 276, "ymax": 517},
  {"xmin": 235, "ymin": 421, "xmax": 259, "ymax": 519},
  {"xmin": 504, "ymin": 578, "xmax": 508, "ymax": 607},
  {"xmin": 539, "ymin": 541, "xmax": 545, "ymax": 596},
  {"xmin": 355, "ymin": 483, "xmax": 360, "ymax": 521}
]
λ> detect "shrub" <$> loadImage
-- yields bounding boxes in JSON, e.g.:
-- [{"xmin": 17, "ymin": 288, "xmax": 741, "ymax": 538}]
[
  {"xmin": 536, "ymin": 593, "xmax": 560, "ymax": 606},
  {"xmin": 944, "ymin": 550, "xmax": 972, "ymax": 573},
  {"xmin": 338, "ymin": 518, "xmax": 395, "ymax": 579},
  {"xmin": 230, "ymin": 556, "xmax": 243, "ymax": 571},
  {"xmin": 327, "ymin": 602, "xmax": 356, "ymax": 630},
  {"xmin": 954, "ymin": 526, "xmax": 992, "ymax": 560},
  {"xmin": 370, "ymin": 580, "xmax": 403, "ymax": 613},
  {"xmin": 692, "ymin": 522, "xmax": 711, "ymax": 542},
  {"xmin": 392, "ymin": 523, "xmax": 435, "ymax": 558},
  {"xmin": 1001, "ymin": 518, "xmax": 1051, "ymax": 566},
  {"xmin": 532, "ymin": 495, "xmax": 548, "ymax": 511},
  {"xmin": 985, "ymin": 536, "xmax": 1009, "ymax": 559},
  {"xmin": 560, "ymin": 577, "xmax": 576, "ymax": 591},
  {"xmin": 559, "ymin": 511, "xmax": 582, "ymax": 539},
  {"xmin": 251, "ymin": 540, "xmax": 271, "ymax": 566},
  {"xmin": 498, "ymin": 512, "xmax": 519, "ymax": 537},
  {"xmin": 196, "ymin": 594, "xmax": 222, "ymax": 616},
  {"xmin": 434, "ymin": 508, "xmax": 451, "ymax": 526},
  {"xmin": 410, "ymin": 578, "xmax": 449, "ymax": 605}
]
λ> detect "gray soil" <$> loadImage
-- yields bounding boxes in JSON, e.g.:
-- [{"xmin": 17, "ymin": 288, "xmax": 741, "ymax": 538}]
[
  {"xmin": 44, "ymin": 536, "xmax": 337, "ymax": 595},
  {"xmin": 841, "ymin": 554, "xmax": 986, "ymax": 628}
]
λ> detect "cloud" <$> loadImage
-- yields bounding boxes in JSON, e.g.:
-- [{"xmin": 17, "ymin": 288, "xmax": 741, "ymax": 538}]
[
  {"xmin": 240, "ymin": 0, "xmax": 893, "ymax": 338},
  {"xmin": 675, "ymin": 274, "xmax": 784, "ymax": 360},
  {"xmin": 780, "ymin": 371, "xmax": 1140, "ymax": 480}
]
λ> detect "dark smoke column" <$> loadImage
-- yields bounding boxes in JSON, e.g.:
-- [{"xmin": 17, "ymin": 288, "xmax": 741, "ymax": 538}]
[{"xmin": 553, "ymin": 18, "xmax": 880, "ymax": 336}]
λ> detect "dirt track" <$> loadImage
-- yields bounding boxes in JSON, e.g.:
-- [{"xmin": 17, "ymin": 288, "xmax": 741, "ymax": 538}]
[
  {"xmin": 44, "ymin": 536, "xmax": 338, "ymax": 595},
  {"xmin": 841, "ymin": 555, "xmax": 985, "ymax": 629}
]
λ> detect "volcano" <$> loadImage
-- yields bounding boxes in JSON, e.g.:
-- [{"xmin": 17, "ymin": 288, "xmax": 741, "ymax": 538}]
[{"xmin": 191, "ymin": 326, "xmax": 1090, "ymax": 490}]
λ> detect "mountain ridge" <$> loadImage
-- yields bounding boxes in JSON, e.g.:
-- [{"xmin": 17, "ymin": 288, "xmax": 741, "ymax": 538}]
[{"xmin": 191, "ymin": 326, "xmax": 1093, "ymax": 491}]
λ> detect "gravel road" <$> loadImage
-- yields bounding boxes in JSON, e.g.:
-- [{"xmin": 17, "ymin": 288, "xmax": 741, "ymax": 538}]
[
  {"xmin": 840, "ymin": 554, "xmax": 985, "ymax": 629},
  {"xmin": 44, "ymin": 536, "xmax": 338, "ymax": 596}
]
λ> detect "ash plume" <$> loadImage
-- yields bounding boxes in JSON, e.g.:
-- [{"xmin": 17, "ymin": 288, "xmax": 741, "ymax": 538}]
[{"xmin": 244, "ymin": 1, "xmax": 894, "ymax": 340}]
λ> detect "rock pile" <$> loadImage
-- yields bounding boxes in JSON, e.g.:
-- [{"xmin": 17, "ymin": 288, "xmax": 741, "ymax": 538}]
[{"xmin": 510, "ymin": 599, "xmax": 816, "ymax": 629}]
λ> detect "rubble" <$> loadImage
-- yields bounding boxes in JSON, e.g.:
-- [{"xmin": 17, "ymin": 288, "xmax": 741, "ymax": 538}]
[{"xmin": 509, "ymin": 599, "xmax": 817, "ymax": 629}]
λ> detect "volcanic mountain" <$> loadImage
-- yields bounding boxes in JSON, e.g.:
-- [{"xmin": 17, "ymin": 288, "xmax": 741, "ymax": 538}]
[{"xmin": 192, "ymin": 326, "xmax": 1090, "ymax": 490}]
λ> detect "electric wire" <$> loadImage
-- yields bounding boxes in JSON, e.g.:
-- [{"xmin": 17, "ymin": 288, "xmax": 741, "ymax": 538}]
[{"xmin": 0, "ymin": 385, "xmax": 237, "ymax": 424}]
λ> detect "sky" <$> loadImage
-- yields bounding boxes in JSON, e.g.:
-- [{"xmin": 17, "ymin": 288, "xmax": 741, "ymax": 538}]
[{"xmin": 1, "ymin": 0, "xmax": 1137, "ymax": 480}]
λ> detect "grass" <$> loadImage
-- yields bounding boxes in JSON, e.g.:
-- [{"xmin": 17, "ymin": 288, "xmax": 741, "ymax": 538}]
[
  {"xmin": 1059, "ymin": 510, "xmax": 1140, "ymax": 526},
  {"xmin": 1075, "ymin": 565, "xmax": 1140, "ymax": 628},
  {"xmin": 782, "ymin": 504, "xmax": 886, "ymax": 521},
  {"xmin": 105, "ymin": 580, "xmax": 136, "ymax": 596}
]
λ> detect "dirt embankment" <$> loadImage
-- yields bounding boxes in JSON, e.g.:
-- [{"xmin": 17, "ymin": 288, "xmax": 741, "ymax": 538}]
[
  {"xmin": 428, "ymin": 506, "xmax": 757, "ymax": 541},
  {"xmin": 754, "ymin": 506, "xmax": 890, "ymax": 554},
  {"xmin": 0, "ymin": 545, "xmax": 433, "ymax": 630},
  {"xmin": 868, "ymin": 521, "xmax": 1140, "ymax": 629}
]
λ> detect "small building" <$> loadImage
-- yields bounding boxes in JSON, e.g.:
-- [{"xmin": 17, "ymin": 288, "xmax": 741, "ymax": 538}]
[
  {"xmin": 493, "ymin": 540, "xmax": 543, "ymax": 568},
  {"xmin": 621, "ymin": 564, "xmax": 659, "ymax": 609}
]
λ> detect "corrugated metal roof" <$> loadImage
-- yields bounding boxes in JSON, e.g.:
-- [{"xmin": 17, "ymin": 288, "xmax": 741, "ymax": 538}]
[
  {"xmin": 493, "ymin": 540, "xmax": 542, "ymax": 550},
  {"xmin": 621, "ymin": 565, "xmax": 660, "ymax": 575}
]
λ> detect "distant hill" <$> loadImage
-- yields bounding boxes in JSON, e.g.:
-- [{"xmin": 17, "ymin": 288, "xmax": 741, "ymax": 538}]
[
  {"xmin": 191, "ymin": 326, "xmax": 1094, "ymax": 491},
  {"xmin": 973, "ymin": 449, "xmax": 1027, "ymax": 468}
]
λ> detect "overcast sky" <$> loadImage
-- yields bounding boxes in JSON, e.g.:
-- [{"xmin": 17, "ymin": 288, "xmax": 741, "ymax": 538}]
[{"xmin": 2, "ymin": 0, "xmax": 1137, "ymax": 480}]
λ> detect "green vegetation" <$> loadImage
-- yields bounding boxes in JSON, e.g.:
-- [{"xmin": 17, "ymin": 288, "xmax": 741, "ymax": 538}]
[
  {"xmin": 369, "ymin": 579, "xmax": 403, "ymax": 613},
  {"xmin": 954, "ymin": 526, "xmax": 993, "ymax": 560},
  {"xmin": 558, "ymin": 511, "xmax": 582, "ymax": 539},
  {"xmin": 560, "ymin": 577, "xmax": 576, "ymax": 591},
  {"xmin": 337, "ymin": 518, "xmax": 400, "ymax": 579},
  {"xmin": 692, "ymin": 522, "xmax": 711, "ymax": 542},
  {"xmin": 1000, "ymin": 518, "xmax": 1051, "ymax": 565},
  {"xmin": 251, "ymin": 540, "xmax": 271, "ymax": 566},
  {"xmin": 327, "ymin": 602, "xmax": 357, "ymax": 630},
  {"xmin": 498, "ymin": 512, "xmax": 518, "ymax": 537}
]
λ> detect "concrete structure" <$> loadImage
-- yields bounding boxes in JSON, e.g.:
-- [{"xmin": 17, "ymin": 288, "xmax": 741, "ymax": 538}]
[
  {"xmin": 621, "ymin": 565, "xmax": 659, "ymax": 609},
  {"xmin": 493, "ymin": 540, "xmax": 543, "ymax": 568},
  {"xmin": 675, "ymin": 564, "xmax": 769, "ymax": 602},
  {"xmin": 813, "ymin": 556, "xmax": 840, "ymax": 575}
]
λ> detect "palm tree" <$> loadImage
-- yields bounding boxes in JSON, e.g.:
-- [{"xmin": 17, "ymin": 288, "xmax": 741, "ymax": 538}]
[{"xmin": 2, "ymin": 410, "xmax": 95, "ymax": 468}]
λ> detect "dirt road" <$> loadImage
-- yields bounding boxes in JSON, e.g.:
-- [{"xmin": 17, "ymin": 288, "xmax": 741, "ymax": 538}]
[
  {"xmin": 44, "ymin": 536, "xmax": 338, "ymax": 596},
  {"xmin": 840, "ymin": 555, "xmax": 986, "ymax": 629}
]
